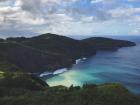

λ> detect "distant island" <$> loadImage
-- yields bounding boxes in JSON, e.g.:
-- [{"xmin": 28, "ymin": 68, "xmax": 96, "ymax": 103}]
[{"xmin": 0, "ymin": 33, "xmax": 136, "ymax": 73}]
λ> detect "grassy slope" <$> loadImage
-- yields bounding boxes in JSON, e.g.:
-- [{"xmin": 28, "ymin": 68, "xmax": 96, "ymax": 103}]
[
  {"xmin": 0, "ymin": 34, "xmax": 136, "ymax": 73},
  {"xmin": 82, "ymin": 37, "xmax": 136, "ymax": 50},
  {"xmin": 0, "ymin": 71, "xmax": 4, "ymax": 79},
  {"xmin": 0, "ymin": 33, "xmax": 95, "ymax": 73},
  {"xmin": 0, "ymin": 71, "xmax": 139, "ymax": 105},
  {"xmin": 0, "ymin": 42, "xmax": 75, "ymax": 72},
  {"xmin": 0, "ymin": 76, "xmax": 139, "ymax": 105}
]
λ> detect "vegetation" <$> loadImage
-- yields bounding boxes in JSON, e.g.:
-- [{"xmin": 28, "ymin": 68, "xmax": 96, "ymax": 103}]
[
  {"xmin": 82, "ymin": 37, "xmax": 136, "ymax": 50},
  {"xmin": 0, "ymin": 71, "xmax": 4, "ymax": 78},
  {"xmin": 0, "ymin": 33, "xmax": 136, "ymax": 73},
  {"xmin": 0, "ymin": 72, "xmax": 48, "ymax": 90},
  {"xmin": 0, "ymin": 34, "xmax": 138, "ymax": 105},
  {"xmin": 0, "ymin": 72, "xmax": 139, "ymax": 105}
]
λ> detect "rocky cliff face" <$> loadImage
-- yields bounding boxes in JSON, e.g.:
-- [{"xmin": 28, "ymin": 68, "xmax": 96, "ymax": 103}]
[{"xmin": 0, "ymin": 33, "xmax": 136, "ymax": 73}]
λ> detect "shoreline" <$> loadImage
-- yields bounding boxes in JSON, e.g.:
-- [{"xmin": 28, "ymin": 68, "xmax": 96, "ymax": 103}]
[{"xmin": 39, "ymin": 57, "xmax": 88, "ymax": 78}]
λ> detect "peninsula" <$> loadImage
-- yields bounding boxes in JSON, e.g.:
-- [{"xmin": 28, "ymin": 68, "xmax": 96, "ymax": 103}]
[{"xmin": 0, "ymin": 33, "xmax": 136, "ymax": 73}]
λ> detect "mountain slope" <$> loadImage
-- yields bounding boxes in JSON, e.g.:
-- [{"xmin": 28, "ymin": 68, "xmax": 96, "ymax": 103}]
[
  {"xmin": 0, "ymin": 42, "xmax": 73, "ymax": 72},
  {"xmin": 82, "ymin": 37, "xmax": 136, "ymax": 50},
  {"xmin": 0, "ymin": 33, "xmax": 136, "ymax": 73}
]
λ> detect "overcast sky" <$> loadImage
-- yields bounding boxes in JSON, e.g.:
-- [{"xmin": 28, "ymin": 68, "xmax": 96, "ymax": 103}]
[{"xmin": 0, "ymin": 0, "xmax": 140, "ymax": 38}]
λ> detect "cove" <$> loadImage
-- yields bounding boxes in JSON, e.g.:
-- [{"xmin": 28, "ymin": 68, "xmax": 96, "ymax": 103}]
[{"xmin": 43, "ymin": 36, "xmax": 140, "ymax": 94}]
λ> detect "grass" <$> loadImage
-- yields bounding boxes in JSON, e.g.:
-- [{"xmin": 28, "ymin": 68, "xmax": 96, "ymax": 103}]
[
  {"xmin": 0, "ymin": 71, "xmax": 4, "ymax": 78},
  {"xmin": 0, "ymin": 71, "xmax": 140, "ymax": 105}
]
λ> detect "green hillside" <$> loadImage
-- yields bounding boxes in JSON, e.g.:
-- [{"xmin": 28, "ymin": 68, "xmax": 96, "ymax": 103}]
[
  {"xmin": 0, "ymin": 74, "xmax": 139, "ymax": 105},
  {"xmin": 0, "ymin": 33, "xmax": 135, "ymax": 73}
]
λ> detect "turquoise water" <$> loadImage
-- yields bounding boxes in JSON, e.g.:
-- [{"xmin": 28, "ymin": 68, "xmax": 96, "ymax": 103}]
[{"xmin": 44, "ymin": 36, "xmax": 140, "ymax": 94}]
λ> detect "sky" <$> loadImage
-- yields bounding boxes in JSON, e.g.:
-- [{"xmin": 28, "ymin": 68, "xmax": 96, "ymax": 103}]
[{"xmin": 0, "ymin": 0, "xmax": 140, "ymax": 38}]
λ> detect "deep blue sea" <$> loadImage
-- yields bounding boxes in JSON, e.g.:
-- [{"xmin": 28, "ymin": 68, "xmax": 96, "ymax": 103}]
[{"xmin": 43, "ymin": 36, "xmax": 140, "ymax": 94}]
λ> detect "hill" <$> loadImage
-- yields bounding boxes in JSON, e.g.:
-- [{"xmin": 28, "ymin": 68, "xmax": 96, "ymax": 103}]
[
  {"xmin": 82, "ymin": 37, "xmax": 136, "ymax": 50},
  {"xmin": 0, "ymin": 33, "xmax": 136, "ymax": 73},
  {"xmin": 0, "ymin": 77, "xmax": 139, "ymax": 105}
]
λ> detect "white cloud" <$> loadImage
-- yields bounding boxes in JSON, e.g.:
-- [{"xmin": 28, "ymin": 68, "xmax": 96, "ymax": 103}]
[
  {"xmin": 110, "ymin": 7, "xmax": 140, "ymax": 18},
  {"xmin": 91, "ymin": 0, "xmax": 104, "ymax": 3},
  {"xmin": 128, "ymin": 0, "xmax": 140, "ymax": 2},
  {"xmin": 0, "ymin": 6, "xmax": 18, "ymax": 14},
  {"xmin": 0, "ymin": 0, "xmax": 140, "ymax": 36},
  {"xmin": 0, "ymin": 0, "xmax": 10, "ymax": 2}
]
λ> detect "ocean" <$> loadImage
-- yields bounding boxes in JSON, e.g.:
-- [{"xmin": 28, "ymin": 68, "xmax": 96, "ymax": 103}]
[{"xmin": 42, "ymin": 36, "xmax": 140, "ymax": 94}]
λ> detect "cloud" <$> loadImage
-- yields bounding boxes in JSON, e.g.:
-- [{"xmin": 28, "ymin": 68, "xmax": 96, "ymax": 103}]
[
  {"xmin": 110, "ymin": 7, "xmax": 140, "ymax": 17},
  {"xmin": 128, "ymin": 0, "xmax": 140, "ymax": 2},
  {"xmin": 91, "ymin": 0, "xmax": 104, "ymax": 3},
  {"xmin": 0, "ymin": 0, "xmax": 140, "ymax": 37},
  {"xmin": 0, "ymin": 0, "xmax": 10, "ymax": 2}
]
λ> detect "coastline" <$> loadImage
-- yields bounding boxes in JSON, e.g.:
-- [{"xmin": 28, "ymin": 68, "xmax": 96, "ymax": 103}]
[{"xmin": 39, "ymin": 57, "xmax": 88, "ymax": 78}]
